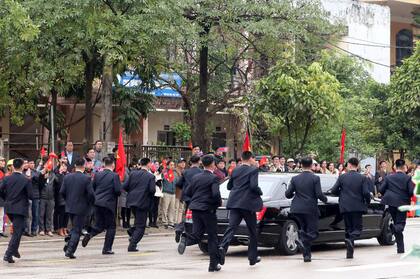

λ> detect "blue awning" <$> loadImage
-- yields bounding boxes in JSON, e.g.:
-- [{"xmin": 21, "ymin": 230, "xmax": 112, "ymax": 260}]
[{"xmin": 116, "ymin": 72, "xmax": 182, "ymax": 98}]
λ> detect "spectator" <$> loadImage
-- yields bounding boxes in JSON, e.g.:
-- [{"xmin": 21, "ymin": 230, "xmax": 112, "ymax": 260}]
[
  {"xmin": 327, "ymin": 162, "xmax": 338, "ymax": 175},
  {"xmin": 337, "ymin": 163, "xmax": 345, "ymax": 175},
  {"xmin": 227, "ymin": 159, "xmax": 237, "ymax": 176},
  {"xmin": 161, "ymin": 161, "xmax": 178, "ymax": 229},
  {"xmin": 375, "ymin": 160, "xmax": 388, "ymax": 195},
  {"xmin": 192, "ymin": 145, "xmax": 202, "ymax": 157},
  {"xmin": 271, "ymin": 155, "xmax": 288, "ymax": 173},
  {"xmin": 93, "ymin": 140, "xmax": 103, "ymax": 171},
  {"xmin": 287, "ymin": 158, "xmax": 295, "ymax": 172},
  {"xmin": 38, "ymin": 163, "xmax": 59, "ymax": 237},
  {"xmin": 214, "ymin": 158, "xmax": 227, "ymax": 182},
  {"xmin": 149, "ymin": 163, "xmax": 162, "ymax": 228},
  {"xmin": 64, "ymin": 141, "xmax": 80, "ymax": 172},
  {"xmin": 320, "ymin": 160, "xmax": 328, "ymax": 174},
  {"xmin": 175, "ymin": 159, "xmax": 187, "ymax": 226},
  {"xmin": 55, "ymin": 163, "xmax": 69, "ymax": 236}
]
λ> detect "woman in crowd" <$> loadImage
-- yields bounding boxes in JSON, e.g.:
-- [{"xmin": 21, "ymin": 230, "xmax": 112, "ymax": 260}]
[
  {"xmin": 320, "ymin": 160, "xmax": 328, "ymax": 174},
  {"xmin": 327, "ymin": 162, "xmax": 338, "ymax": 175}
]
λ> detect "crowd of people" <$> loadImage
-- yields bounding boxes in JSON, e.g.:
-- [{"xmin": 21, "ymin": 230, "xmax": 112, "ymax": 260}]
[{"xmin": 0, "ymin": 141, "xmax": 419, "ymax": 271}]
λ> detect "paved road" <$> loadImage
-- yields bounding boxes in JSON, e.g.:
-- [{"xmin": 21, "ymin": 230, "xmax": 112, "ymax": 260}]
[{"xmin": 1, "ymin": 219, "xmax": 420, "ymax": 279}]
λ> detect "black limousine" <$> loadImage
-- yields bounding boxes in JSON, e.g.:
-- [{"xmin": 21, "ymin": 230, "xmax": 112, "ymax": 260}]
[{"xmin": 185, "ymin": 173, "xmax": 395, "ymax": 255}]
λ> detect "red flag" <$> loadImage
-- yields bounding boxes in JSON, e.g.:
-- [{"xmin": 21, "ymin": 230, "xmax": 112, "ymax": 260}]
[
  {"xmin": 45, "ymin": 158, "xmax": 53, "ymax": 171},
  {"xmin": 259, "ymin": 156, "xmax": 268, "ymax": 166},
  {"xmin": 116, "ymin": 129, "xmax": 127, "ymax": 182},
  {"xmin": 164, "ymin": 169, "xmax": 175, "ymax": 183},
  {"xmin": 188, "ymin": 140, "xmax": 193, "ymax": 150},
  {"xmin": 242, "ymin": 131, "xmax": 251, "ymax": 152},
  {"xmin": 61, "ymin": 151, "xmax": 65, "ymax": 158},
  {"xmin": 339, "ymin": 128, "xmax": 346, "ymax": 164},
  {"xmin": 40, "ymin": 146, "xmax": 47, "ymax": 157}
]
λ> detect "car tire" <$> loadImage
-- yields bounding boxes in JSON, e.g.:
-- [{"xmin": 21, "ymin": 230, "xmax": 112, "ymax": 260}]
[
  {"xmin": 276, "ymin": 220, "xmax": 299, "ymax": 255},
  {"xmin": 377, "ymin": 212, "xmax": 396, "ymax": 246},
  {"xmin": 198, "ymin": 242, "xmax": 209, "ymax": 254}
]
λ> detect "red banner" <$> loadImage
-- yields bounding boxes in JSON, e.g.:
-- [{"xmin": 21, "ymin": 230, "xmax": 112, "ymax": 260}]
[
  {"xmin": 243, "ymin": 131, "xmax": 251, "ymax": 152},
  {"xmin": 116, "ymin": 129, "xmax": 127, "ymax": 181},
  {"xmin": 339, "ymin": 128, "xmax": 346, "ymax": 164}
]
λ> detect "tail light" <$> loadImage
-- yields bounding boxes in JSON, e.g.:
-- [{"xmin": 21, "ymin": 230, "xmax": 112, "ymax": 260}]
[
  {"xmin": 256, "ymin": 207, "xmax": 267, "ymax": 222},
  {"xmin": 186, "ymin": 209, "xmax": 193, "ymax": 220}
]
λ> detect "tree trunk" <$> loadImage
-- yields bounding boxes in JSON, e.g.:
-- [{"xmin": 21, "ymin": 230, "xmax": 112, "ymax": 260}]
[
  {"xmin": 101, "ymin": 62, "xmax": 113, "ymax": 142},
  {"xmin": 192, "ymin": 25, "xmax": 210, "ymax": 152},
  {"xmin": 83, "ymin": 53, "xmax": 96, "ymax": 148}
]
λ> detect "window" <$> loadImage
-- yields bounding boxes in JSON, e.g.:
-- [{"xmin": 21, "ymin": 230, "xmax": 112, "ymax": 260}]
[
  {"xmin": 157, "ymin": 131, "xmax": 175, "ymax": 145},
  {"xmin": 396, "ymin": 29, "xmax": 413, "ymax": 66}
]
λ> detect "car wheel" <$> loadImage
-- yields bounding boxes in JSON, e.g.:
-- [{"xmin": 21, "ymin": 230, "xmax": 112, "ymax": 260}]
[
  {"xmin": 198, "ymin": 242, "xmax": 209, "ymax": 254},
  {"xmin": 377, "ymin": 212, "xmax": 396, "ymax": 246},
  {"xmin": 277, "ymin": 220, "xmax": 299, "ymax": 255}
]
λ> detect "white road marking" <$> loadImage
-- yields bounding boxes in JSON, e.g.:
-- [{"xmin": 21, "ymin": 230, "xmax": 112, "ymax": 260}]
[{"xmin": 316, "ymin": 262, "xmax": 419, "ymax": 272}]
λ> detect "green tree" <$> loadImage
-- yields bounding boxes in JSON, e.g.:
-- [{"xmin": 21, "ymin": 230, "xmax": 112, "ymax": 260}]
[{"xmin": 252, "ymin": 56, "xmax": 341, "ymax": 156}]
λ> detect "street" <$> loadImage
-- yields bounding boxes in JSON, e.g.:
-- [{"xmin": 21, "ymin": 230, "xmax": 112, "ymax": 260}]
[{"xmin": 1, "ymin": 219, "xmax": 420, "ymax": 279}]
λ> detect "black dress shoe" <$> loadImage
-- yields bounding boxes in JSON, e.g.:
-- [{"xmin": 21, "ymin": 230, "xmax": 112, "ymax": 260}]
[
  {"xmin": 345, "ymin": 239, "xmax": 354, "ymax": 259},
  {"xmin": 175, "ymin": 230, "xmax": 181, "ymax": 243},
  {"xmin": 177, "ymin": 235, "xmax": 187, "ymax": 255},
  {"xmin": 218, "ymin": 247, "xmax": 226, "ymax": 265},
  {"xmin": 208, "ymin": 264, "xmax": 221, "ymax": 272},
  {"xmin": 65, "ymin": 252, "xmax": 76, "ymax": 259},
  {"xmin": 128, "ymin": 245, "xmax": 139, "ymax": 252},
  {"xmin": 303, "ymin": 256, "xmax": 311, "ymax": 262},
  {"xmin": 0, "ymin": 232, "xmax": 9, "ymax": 238},
  {"xmin": 102, "ymin": 251, "xmax": 115, "ymax": 255},
  {"xmin": 13, "ymin": 251, "xmax": 21, "ymax": 259},
  {"xmin": 82, "ymin": 234, "xmax": 91, "ymax": 248},
  {"xmin": 249, "ymin": 256, "xmax": 261, "ymax": 266},
  {"xmin": 3, "ymin": 256, "xmax": 15, "ymax": 263}
]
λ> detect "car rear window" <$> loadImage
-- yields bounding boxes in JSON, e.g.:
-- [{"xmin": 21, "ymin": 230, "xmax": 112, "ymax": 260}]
[{"xmin": 219, "ymin": 176, "xmax": 280, "ymax": 199}]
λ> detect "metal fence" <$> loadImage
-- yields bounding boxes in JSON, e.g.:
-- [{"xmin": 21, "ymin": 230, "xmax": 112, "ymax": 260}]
[{"xmin": 133, "ymin": 145, "xmax": 192, "ymax": 161}]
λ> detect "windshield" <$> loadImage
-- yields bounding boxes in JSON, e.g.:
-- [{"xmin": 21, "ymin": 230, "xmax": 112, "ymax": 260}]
[{"xmin": 219, "ymin": 176, "xmax": 280, "ymax": 199}]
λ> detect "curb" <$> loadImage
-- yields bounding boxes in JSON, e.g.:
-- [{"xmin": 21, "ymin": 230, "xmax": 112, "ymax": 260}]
[{"xmin": 0, "ymin": 232, "xmax": 173, "ymax": 246}]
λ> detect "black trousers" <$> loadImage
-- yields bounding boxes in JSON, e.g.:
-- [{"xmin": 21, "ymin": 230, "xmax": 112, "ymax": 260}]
[
  {"xmin": 129, "ymin": 207, "xmax": 148, "ymax": 247},
  {"xmin": 89, "ymin": 206, "xmax": 116, "ymax": 252},
  {"xmin": 388, "ymin": 206, "xmax": 407, "ymax": 251},
  {"xmin": 57, "ymin": 205, "xmax": 69, "ymax": 229},
  {"xmin": 342, "ymin": 212, "xmax": 363, "ymax": 243},
  {"xmin": 185, "ymin": 210, "xmax": 219, "ymax": 267},
  {"xmin": 221, "ymin": 209, "xmax": 258, "ymax": 261},
  {"xmin": 293, "ymin": 213, "xmax": 319, "ymax": 257},
  {"xmin": 5, "ymin": 214, "xmax": 25, "ymax": 257},
  {"xmin": 148, "ymin": 197, "xmax": 160, "ymax": 225},
  {"xmin": 67, "ymin": 214, "xmax": 85, "ymax": 254}
]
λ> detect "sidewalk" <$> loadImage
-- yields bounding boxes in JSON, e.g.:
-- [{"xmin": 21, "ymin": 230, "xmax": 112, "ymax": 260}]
[{"xmin": 0, "ymin": 226, "xmax": 174, "ymax": 245}]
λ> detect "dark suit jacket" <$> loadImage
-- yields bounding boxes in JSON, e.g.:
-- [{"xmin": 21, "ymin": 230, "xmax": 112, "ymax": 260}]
[
  {"xmin": 285, "ymin": 171, "xmax": 328, "ymax": 215},
  {"xmin": 380, "ymin": 172, "xmax": 414, "ymax": 207},
  {"xmin": 60, "ymin": 171, "xmax": 94, "ymax": 215},
  {"xmin": 176, "ymin": 167, "xmax": 203, "ymax": 204},
  {"xmin": 226, "ymin": 165, "xmax": 263, "ymax": 212},
  {"xmin": 123, "ymin": 169, "xmax": 156, "ymax": 210},
  {"xmin": 65, "ymin": 151, "xmax": 80, "ymax": 172},
  {"xmin": 185, "ymin": 170, "xmax": 222, "ymax": 211},
  {"xmin": 0, "ymin": 172, "xmax": 33, "ymax": 216},
  {"xmin": 330, "ymin": 170, "xmax": 371, "ymax": 213},
  {"xmin": 92, "ymin": 169, "xmax": 122, "ymax": 213}
]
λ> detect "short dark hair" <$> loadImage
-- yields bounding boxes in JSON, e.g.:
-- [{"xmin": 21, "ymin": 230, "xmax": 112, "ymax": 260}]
[
  {"xmin": 365, "ymin": 164, "xmax": 371, "ymax": 168},
  {"xmin": 192, "ymin": 145, "xmax": 200, "ymax": 149},
  {"xmin": 379, "ymin": 160, "xmax": 387, "ymax": 165},
  {"xmin": 242, "ymin": 151, "xmax": 253, "ymax": 161},
  {"xmin": 94, "ymin": 140, "xmax": 102, "ymax": 145},
  {"xmin": 279, "ymin": 155, "xmax": 286, "ymax": 160},
  {"xmin": 272, "ymin": 155, "xmax": 279, "ymax": 160},
  {"xmin": 395, "ymin": 159, "xmax": 405, "ymax": 169},
  {"xmin": 74, "ymin": 157, "xmax": 86, "ymax": 167},
  {"xmin": 228, "ymin": 159, "xmax": 236, "ymax": 164},
  {"xmin": 140, "ymin": 158, "xmax": 151, "ymax": 166},
  {"xmin": 13, "ymin": 158, "xmax": 24, "ymax": 169},
  {"xmin": 103, "ymin": 157, "xmax": 114, "ymax": 166},
  {"xmin": 348, "ymin": 157, "xmax": 359, "ymax": 167},
  {"xmin": 301, "ymin": 157, "xmax": 313, "ymax": 168},
  {"xmin": 201, "ymin": 155, "xmax": 214, "ymax": 167},
  {"xmin": 190, "ymin": 155, "xmax": 201, "ymax": 164}
]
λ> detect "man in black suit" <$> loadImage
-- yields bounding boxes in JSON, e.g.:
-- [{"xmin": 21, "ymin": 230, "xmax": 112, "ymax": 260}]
[
  {"xmin": 285, "ymin": 157, "xmax": 328, "ymax": 262},
  {"xmin": 60, "ymin": 157, "xmax": 94, "ymax": 259},
  {"xmin": 64, "ymin": 141, "xmax": 80, "ymax": 172},
  {"xmin": 177, "ymin": 155, "xmax": 222, "ymax": 272},
  {"xmin": 174, "ymin": 155, "xmax": 203, "ymax": 243},
  {"xmin": 124, "ymin": 158, "xmax": 156, "ymax": 252},
  {"xmin": 219, "ymin": 151, "xmax": 263, "ymax": 266},
  {"xmin": 82, "ymin": 157, "xmax": 121, "ymax": 254},
  {"xmin": 330, "ymin": 157, "xmax": 371, "ymax": 259},
  {"xmin": 380, "ymin": 159, "xmax": 413, "ymax": 254},
  {"xmin": 0, "ymin": 158, "xmax": 33, "ymax": 263}
]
